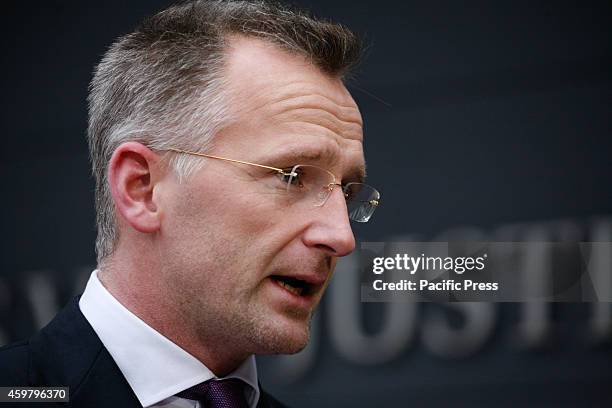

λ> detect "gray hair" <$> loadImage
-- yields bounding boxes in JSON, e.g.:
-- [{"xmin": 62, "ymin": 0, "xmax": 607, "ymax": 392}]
[{"xmin": 87, "ymin": 0, "xmax": 362, "ymax": 265}]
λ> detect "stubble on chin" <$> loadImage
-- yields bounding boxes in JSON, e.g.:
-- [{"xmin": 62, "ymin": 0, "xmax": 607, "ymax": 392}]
[
  {"xmin": 182, "ymin": 293, "xmax": 312, "ymax": 358},
  {"xmin": 245, "ymin": 308, "xmax": 314, "ymax": 355}
]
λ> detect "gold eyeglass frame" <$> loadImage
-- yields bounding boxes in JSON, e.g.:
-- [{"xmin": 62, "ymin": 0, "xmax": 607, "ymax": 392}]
[{"xmin": 166, "ymin": 148, "xmax": 380, "ymax": 209}]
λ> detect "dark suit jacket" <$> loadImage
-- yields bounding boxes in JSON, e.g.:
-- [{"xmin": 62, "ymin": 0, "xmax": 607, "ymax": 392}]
[{"xmin": 0, "ymin": 297, "xmax": 287, "ymax": 408}]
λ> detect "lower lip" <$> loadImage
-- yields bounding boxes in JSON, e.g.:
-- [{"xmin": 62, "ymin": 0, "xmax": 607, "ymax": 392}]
[{"xmin": 268, "ymin": 277, "xmax": 317, "ymax": 309}]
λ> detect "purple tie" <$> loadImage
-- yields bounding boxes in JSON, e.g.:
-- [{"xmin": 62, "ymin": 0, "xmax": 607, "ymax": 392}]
[{"xmin": 176, "ymin": 378, "xmax": 249, "ymax": 408}]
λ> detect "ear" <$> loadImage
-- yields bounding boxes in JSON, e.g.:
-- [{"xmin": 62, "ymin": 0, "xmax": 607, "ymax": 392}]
[{"xmin": 108, "ymin": 142, "xmax": 165, "ymax": 234}]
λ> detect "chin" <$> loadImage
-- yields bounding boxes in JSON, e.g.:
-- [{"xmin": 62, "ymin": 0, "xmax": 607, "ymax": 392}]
[{"xmin": 248, "ymin": 314, "xmax": 312, "ymax": 355}]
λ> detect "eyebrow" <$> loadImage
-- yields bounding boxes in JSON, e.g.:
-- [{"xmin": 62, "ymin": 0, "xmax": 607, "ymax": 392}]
[
  {"xmin": 348, "ymin": 163, "xmax": 367, "ymax": 184},
  {"xmin": 258, "ymin": 145, "xmax": 367, "ymax": 184}
]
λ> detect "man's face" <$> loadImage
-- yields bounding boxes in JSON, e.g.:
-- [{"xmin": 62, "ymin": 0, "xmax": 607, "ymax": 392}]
[{"xmin": 157, "ymin": 36, "xmax": 364, "ymax": 355}]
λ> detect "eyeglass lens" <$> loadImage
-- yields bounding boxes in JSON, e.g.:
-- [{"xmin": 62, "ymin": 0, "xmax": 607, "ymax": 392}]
[{"xmin": 286, "ymin": 165, "xmax": 379, "ymax": 222}]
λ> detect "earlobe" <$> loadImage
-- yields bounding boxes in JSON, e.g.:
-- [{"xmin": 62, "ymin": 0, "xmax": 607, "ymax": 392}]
[{"xmin": 108, "ymin": 142, "xmax": 163, "ymax": 234}]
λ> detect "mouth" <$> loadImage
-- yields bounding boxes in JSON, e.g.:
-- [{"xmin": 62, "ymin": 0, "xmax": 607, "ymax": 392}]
[{"xmin": 270, "ymin": 275, "xmax": 319, "ymax": 297}]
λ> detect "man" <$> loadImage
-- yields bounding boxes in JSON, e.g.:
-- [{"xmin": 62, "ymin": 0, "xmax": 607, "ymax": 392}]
[{"xmin": 0, "ymin": 1, "xmax": 380, "ymax": 407}]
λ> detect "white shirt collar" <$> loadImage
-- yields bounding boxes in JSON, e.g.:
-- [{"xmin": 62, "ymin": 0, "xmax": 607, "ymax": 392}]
[{"xmin": 79, "ymin": 270, "xmax": 260, "ymax": 408}]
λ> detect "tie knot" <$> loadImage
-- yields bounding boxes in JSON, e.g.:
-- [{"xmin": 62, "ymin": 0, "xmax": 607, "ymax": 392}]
[{"xmin": 176, "ymin": 378, "xmax": 249, "ymax": 408}]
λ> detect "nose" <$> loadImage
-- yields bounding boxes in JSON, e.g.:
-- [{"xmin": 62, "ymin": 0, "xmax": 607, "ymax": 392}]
[{"xmin": 302, "ymin": 187, "xmax": 356, "ymax": 257}]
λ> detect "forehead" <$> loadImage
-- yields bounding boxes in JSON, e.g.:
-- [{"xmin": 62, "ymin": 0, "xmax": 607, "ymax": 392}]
[{"xmin": 215, "ymin": 35, "xmax": 365, "ymax": 176}]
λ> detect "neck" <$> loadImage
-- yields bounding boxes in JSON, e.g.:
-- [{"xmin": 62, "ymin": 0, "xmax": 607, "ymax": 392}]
[{"xmin": 98, "ymin": 248, "xmax": 250, "ymax": 377}]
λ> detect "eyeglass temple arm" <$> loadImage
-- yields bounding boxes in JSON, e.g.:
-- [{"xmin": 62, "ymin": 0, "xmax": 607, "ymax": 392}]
[
  {"xmin": 167, "ymin": 148, "xmax": 295, "ymax": 176},
  {"xmin": 170, "ymin": 149, "xmax": 379, "ymax": 208}
]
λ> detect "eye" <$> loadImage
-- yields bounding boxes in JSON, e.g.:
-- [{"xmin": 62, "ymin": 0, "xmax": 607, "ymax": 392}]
[
  {"xmin": 279, "ymin": 167, "xmax": 305, "ymax": 188},
  {"xmin": 342, "ymin": 182, "xmax": 363, "ymax": 201}
]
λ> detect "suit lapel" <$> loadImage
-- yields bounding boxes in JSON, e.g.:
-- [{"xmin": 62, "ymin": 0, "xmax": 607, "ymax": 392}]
[
  {"xmin": 69, "ymin": 347, "xmax": 141, "ymax": 408},
  {"xmin": 28, "ymin": 297, "xmax": 141, "ymax": 408}
]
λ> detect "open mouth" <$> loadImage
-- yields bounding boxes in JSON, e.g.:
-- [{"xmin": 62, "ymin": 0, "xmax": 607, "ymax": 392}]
[{"xmin": 271, "ymin": 275, "xmax": 315, "ymax": 297}]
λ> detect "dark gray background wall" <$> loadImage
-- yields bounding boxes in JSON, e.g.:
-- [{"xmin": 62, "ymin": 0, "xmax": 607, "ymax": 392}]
[{"xmin": 1, "ymin": 1, "xmax": 611, "ymax": 406}]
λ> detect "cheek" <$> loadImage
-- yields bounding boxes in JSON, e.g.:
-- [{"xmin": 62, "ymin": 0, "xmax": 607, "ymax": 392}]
[
  {"xmin": 201, "ymin": 181, "xmax": 297, "ymax": 238},
  {"xmin": 162, "ymin": 176, "xmax": 309, "ymax": 277}
]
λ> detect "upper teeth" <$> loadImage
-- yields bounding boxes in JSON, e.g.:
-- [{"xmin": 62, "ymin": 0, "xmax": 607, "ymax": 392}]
[{"xmin": 278, "ymin": 280, "xmax": 303, "ymax": 296}]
